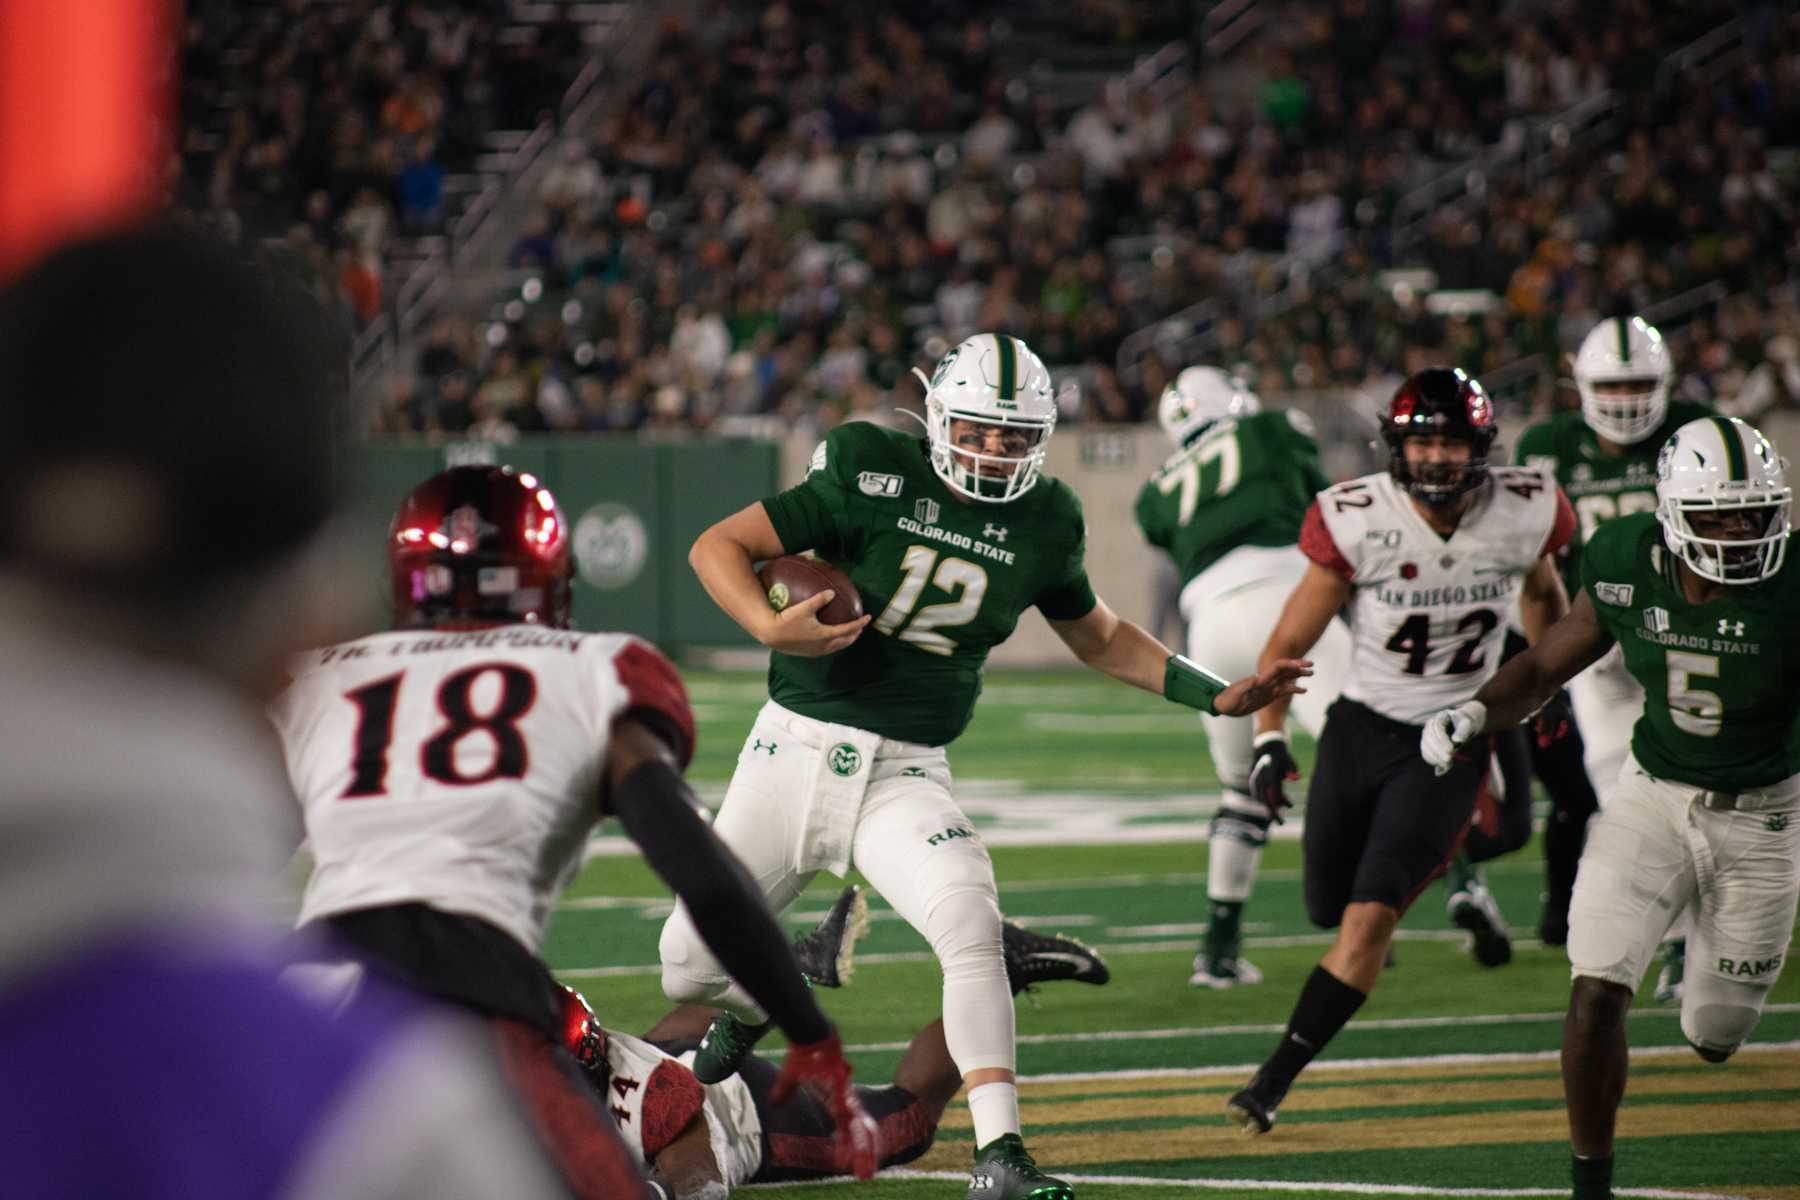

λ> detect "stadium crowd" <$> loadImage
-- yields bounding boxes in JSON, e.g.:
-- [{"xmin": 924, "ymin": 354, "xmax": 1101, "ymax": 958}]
[
  {"xmin": 169, "ymin": 0, "xmax": 589, "ymax": 328},
  {"xmin": 169, "ymin": 2, "xmax": 1800, "ymax": 438}
]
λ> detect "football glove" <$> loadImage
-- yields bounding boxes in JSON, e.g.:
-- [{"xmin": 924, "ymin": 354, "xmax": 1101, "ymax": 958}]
[
  {"xmin": 1248, "ymin": 732, "xmax": 1300, "ymax": 825},
  {"xmin": 1422, "ymin": 700, "xmax": 1487, "ymax": 776},
  {"xmin": 1532, "ymin": 689, "xmax": 1573, "ymax": 750},
  {"xmin": 770, "ymin": 1029, "xmax": 878, "ymax": 1179}
]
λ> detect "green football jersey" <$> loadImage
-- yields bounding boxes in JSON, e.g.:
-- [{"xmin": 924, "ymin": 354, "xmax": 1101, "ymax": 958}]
[
  {"xmin": 1134, "ymin": 409, "xmax": 1330, "ymax": 586},
  {"xmin": 1515, "ymin": 400, "xmax": 1713, "ymax": 586},
  {"xmin": 761, "ymin": 421, "xmax": 1095, "ymax": 746},
  {"xmin": 1581, "ymin": 512, "xmax": 1800, "ymax": 791}
]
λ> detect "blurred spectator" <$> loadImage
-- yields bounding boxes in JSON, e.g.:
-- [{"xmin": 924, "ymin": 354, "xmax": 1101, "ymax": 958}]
[{"xmin": 0, "ymin": 229, "xmax": 568, "ymax": 1199}]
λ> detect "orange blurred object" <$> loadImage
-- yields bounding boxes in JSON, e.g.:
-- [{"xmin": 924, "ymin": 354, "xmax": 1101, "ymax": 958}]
[{"xmin": 0, "ymin": 0, "xmax": 173, "ymax": 281}]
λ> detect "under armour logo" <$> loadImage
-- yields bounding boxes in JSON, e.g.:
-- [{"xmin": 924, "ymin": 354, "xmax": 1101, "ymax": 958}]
[
  {"xmin": 1718, "ymin": 619, "xmax": 1746, "ymax": 637},
  {"xmin": 969, "ymin": 1173, "xmax": 994, "ymax": 1191},
  {"xmin": 751, "ymin": 739, "xmax": 777, "ymax": 755},
  {"xmin": 1769, "ymin": 813, "xmax": 1790, "ymax": 832},
  {"xmin": 983, "ymin": 523, "xmax": 1008, "ymax": 542}
]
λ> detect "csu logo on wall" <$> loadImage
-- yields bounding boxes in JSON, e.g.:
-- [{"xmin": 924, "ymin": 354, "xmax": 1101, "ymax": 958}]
[{"xmin": 573, "ymin": 502, "xmax": 648, "ymax": 590}]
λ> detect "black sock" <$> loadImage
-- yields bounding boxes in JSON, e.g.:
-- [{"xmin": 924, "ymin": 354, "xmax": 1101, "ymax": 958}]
[
  {"xmin": 1571, "ymin": 1153, "xmax": 1613, "ymax": 1199},
  {"xmin": 1263, "ymin": 966, "xmax": 1367, "ymax": 1090}
]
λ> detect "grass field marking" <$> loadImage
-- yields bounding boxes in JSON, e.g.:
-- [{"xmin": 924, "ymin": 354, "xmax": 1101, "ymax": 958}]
[
  {"xmin": 1006, "ymin": 1039, "xmax": 1800, "ymax": 1085},
  {"xmin": 755, "ymin": 1168, "xmax": 1748, "ymax": 1200},
  {"xmin": 827, "ymin": 1012, "xmax": 1800, "ymax": 1055}
]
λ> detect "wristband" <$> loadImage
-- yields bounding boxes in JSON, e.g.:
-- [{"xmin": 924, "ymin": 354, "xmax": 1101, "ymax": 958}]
[{"xmin": 1164, "ymin": 654, "xmax": 1230, "ymax": 716}]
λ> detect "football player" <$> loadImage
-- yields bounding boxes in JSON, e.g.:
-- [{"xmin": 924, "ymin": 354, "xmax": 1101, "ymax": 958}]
[
  {"xmin": 660, "ymin": 333, "xmax": 1310, "ymax": 1200},
  {"xmin": 581, "ymin": 892, "xmax": 1109, "ymax": 1198},
  {"xmin": 1422, "ymin": 415, "xmax": 1798, "ymax": 1200},
  {"xmin": 271, "ymin": 465, "xmax": 878, "ymax": 1200},
  {"xmin": 1226, "ymin": 368, "xmax": 1575, "ymax": 1135},
  {"xmin": 1134, "ymin": 367, "xmax": 1351, "ymax": 988},
  {"xmin": 1516, "ymin": 315, "xmax": 1715, "ymax": 987}
]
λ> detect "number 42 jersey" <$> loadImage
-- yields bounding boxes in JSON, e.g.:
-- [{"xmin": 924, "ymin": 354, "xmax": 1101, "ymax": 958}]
[
  {"xmin": 270, "ymin": 626, "xmax": 694, "ymax": 953},
  {"xmin": 1301, "ymin": 468, "xmax": 1574, "ymax": 725}
]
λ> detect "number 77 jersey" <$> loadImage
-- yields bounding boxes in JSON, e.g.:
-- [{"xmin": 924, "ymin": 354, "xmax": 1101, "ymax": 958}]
[
  {"xmin": 1302, "ymin": 468, "xmax": 1574, "ymax": 725},
  {"xmin": 269, "ymin": 627, "xmax": 695, "ymax": 953}
]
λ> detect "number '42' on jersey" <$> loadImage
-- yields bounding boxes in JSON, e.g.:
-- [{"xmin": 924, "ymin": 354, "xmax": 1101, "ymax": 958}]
[{"xmin": 1302, "ymin": 468, "xmax": 1574, "ymax": 725}]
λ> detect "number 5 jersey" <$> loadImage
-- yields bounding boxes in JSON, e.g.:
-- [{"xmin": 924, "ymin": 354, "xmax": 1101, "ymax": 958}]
[
  {"xmin": 1301, "ymin": 468, "xmax": 1574, "ymax": 725},
  {"xmin": 270, "ymin": 627, "xmax": 694, "ymax": 952}
]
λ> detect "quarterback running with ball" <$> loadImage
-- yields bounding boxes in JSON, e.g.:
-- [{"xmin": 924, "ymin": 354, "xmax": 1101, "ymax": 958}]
[
  {"xmin": 1422, "ymin": 416, "xmax": 1799, "ymax": 1200},
  {"xmin": 659, "ymin": 333, "xmax": 1309, "ymax": 1200}
]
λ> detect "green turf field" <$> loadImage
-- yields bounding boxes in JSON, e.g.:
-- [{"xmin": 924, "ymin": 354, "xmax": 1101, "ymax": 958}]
[{"xmin": 554, "ymin": 670, "xmax": 1800, "ymax": 1200}]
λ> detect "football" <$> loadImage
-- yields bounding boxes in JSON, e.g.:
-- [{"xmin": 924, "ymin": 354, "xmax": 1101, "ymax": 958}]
[{"xmin": 757, "ymin": 555, "xmax": 863, "ymax": 625}]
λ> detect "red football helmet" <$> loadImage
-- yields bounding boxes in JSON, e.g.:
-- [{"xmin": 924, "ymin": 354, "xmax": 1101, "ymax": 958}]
[
  {"xmin": 389, "ymin": 465, "xmax": 572, "ymax": 628},
  {"xmin": 1382, "ymin": 367, "xmax": 1498, "ymax": 506}
]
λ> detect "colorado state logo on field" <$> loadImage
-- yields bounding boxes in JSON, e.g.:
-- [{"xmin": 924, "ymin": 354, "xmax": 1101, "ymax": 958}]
[
  {"xmin": 573, "ymin": 502, "xmax": 648, "ymax": 590},
  {"xmin": 827, "ymin": 743, "xmax": 862, "ymax": 776}
]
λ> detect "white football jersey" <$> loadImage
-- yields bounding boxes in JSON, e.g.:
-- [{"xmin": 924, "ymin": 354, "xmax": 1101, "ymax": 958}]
[
  {"xmin": 600, "ymin": 1030, "xmax": 764, "ymax": 1188},
  {"xmin": 1301, "ymin": 468, "xmax": 1572, "ymax": 724},
  {"xmin": 271, "ymin": 626, "xmax": 693, "ymax": 953}
]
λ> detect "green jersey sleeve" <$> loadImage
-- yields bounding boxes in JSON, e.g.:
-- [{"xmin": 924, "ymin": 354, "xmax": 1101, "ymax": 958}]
[
  {"xmin": 761, "ymin": 426, "xmax": 868, "ymax": 557},
  {"xmin": 1135, "ymin": 478, "xmax": 1173, "ymax": 552},
  {"xmin": 1035, "ymin": 482, "xmax": 1097, "ymax": 621},
  {"xmin": 1514, "ymin": 421, "xmax": 1557, "ymax": 468}
]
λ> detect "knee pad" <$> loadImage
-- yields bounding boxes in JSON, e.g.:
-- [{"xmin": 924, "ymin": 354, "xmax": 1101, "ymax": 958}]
[
  {"xmin": 923, "ymin": 885, "xmax": 1005, "ymax": 982},
  {"xmin": 657, "ymin": 910, "xmax": 727, "ymax": 1004},
  {"xmin": 1679, "ymin": 968, "xmax": 1772, "ymax": 1063},
  {"xmin": 1210, "ymin": 791, "xmax": 1271, "ymax": 848}
]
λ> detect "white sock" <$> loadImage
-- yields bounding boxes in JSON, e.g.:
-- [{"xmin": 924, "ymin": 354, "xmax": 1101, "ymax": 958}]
[{"xmin": 967, "ymin": 1081, "xmax": 1021, "ymax": 1148}]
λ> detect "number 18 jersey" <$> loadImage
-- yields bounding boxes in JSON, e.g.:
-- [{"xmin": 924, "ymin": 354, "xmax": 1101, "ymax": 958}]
[
  {"xmin": 270, "ymin": 626, "xmax": 694, "ymax": 953},
  {"xmin": 1302, "ymin": 468, "xmax": 1574, "ymax": 725}
]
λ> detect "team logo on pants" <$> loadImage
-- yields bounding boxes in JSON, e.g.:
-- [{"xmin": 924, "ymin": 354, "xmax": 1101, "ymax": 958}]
[{"xmin": 828, "ymin": 743, "xmax": 863, "ymax": 777}]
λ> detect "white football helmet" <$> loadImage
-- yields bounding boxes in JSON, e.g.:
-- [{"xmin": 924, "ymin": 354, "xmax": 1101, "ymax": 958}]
[
  {"xmin": 1655, "ymin": 416, "xmax": 1791, "ymax": 584},
  {"xmin": 1573, "ymin": 315, "xmax": 1674, "ymax": 445},
  {"xmin": 1157, "ymin": 366, "xmax": 1261, "ymax": 447},
  {"xmin": 913, "ymin": 333, "xmax": 1056, "ymax": 503}
]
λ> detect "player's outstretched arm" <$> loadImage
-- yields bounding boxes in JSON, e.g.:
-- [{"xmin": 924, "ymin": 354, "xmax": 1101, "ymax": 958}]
[
  {"xmin": 1517, "ymin": 553, "xmax": 1570, "ymax": 645},
  {"xmin": 689, "ymin": 503, "xmax": 868, "ymax": 657},
  {"xmin": 602, "ymin": 719, "xmax": 879, "ymax": 1180},
  {"xmin": 1046, "ymin": 599, "xmax": 1312, "ymax": 715},
  {"xmin": 646, "ymin": 1122, "xmax": 727, "ymax": 1200},
  {"xmin": 1252, "ymin": 564, "xmax": 1350, "ymax": 736},
  {"xmin": 1421, "ymin": 594, "xmax": 1614, "ymax": 773},
  {"xmin": 602, "ymin": 717, "xmax": 832, "ymax": 1045}
]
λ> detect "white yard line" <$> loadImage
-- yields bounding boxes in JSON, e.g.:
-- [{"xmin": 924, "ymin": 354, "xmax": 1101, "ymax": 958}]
[{"xmin": 743, "ymin": 1167, "xmax": 1752, "ymax": 1200}]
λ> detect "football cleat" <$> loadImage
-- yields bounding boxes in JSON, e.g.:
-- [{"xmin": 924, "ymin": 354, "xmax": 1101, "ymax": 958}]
[
  {"xmin": 966, "ymin": 1133, "xmax": 1074, "ymax": 1200},
  {"xmin": 1447, "ymin": 880, "xmax": 1513, "ymax": 967},
  {"xmin": 1654, "ymin": 938, "xmax": 1686, "ymax": 1005},
  {"xmin": 1002, "ymin": 920, "xmax": 1110, "ymax": 996},
  {"xmin": 1189, "ymin": 952, "xmax": 1264, "ymax": 989},
  {"xmin": 1225, "ymin": 1069, "xmax": 1287, "ymax": 1135},
  {"xmin": 791, "ymin": 885, "xmax": 870, "ymax": 989},
  {"xmin": 690, "ymin": 1011, "xmax": 772, "ymax": 1085}
]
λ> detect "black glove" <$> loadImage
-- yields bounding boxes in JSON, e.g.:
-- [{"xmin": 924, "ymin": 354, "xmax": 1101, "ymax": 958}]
[
  {"xmin": 1533, "ymin": 689, "xmax": 1574, "ymax": 750},
  {"xmin": 1248, "ymin": 732, "xmax": 1300, "ymax": 825}
]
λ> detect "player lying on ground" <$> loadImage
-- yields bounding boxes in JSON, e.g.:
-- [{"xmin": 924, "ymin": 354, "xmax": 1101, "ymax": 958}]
[
  {"xmin": 272, "ymin": 466, "xmax": 876, "ymax": 1199},
  {"xmin": 660, "ymin": 333, "xmax": 1309, "ymax": 1200},
  {"xmin": 580, "ymin": 888, "xmax": 1108, "ymax": 1198},
  {"xmin": 1227, "ymin": 368, "xmax": 1575, "ymax": 1136},
  {"xmin": 1422, "ymin": 415, "xmax": 1800, "ymax": 1200}
]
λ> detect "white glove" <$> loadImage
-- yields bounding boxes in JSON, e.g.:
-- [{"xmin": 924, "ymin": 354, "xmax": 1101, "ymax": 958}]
[{"xmin": 1421, "ymin": 700, "xmax": 1487, "ymax": 776}]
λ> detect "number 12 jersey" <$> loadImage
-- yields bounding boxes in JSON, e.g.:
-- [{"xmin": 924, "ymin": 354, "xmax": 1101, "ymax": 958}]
[{"xmin": 1301, "ymin": 468, "xmax": 1574, "ymax": 725}]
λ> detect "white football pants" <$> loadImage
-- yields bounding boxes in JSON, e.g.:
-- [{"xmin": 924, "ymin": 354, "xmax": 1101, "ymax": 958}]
[
  {"xmin": 658, "ymin": 702, "xmax": 1016, "ymax": 1075},
  {"xmin": 1568, "ymin": 644, "xmax": 1645, "ymax": 808},
  {"xmin": 1568, "ymin": 755, "xmax": 1800, "ymax": 1058}
]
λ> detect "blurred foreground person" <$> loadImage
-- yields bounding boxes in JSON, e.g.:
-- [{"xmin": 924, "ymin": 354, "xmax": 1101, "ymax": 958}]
[{"xmin": 0, "ymin": 231, "xmax": 569, "ymax": 1199}]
